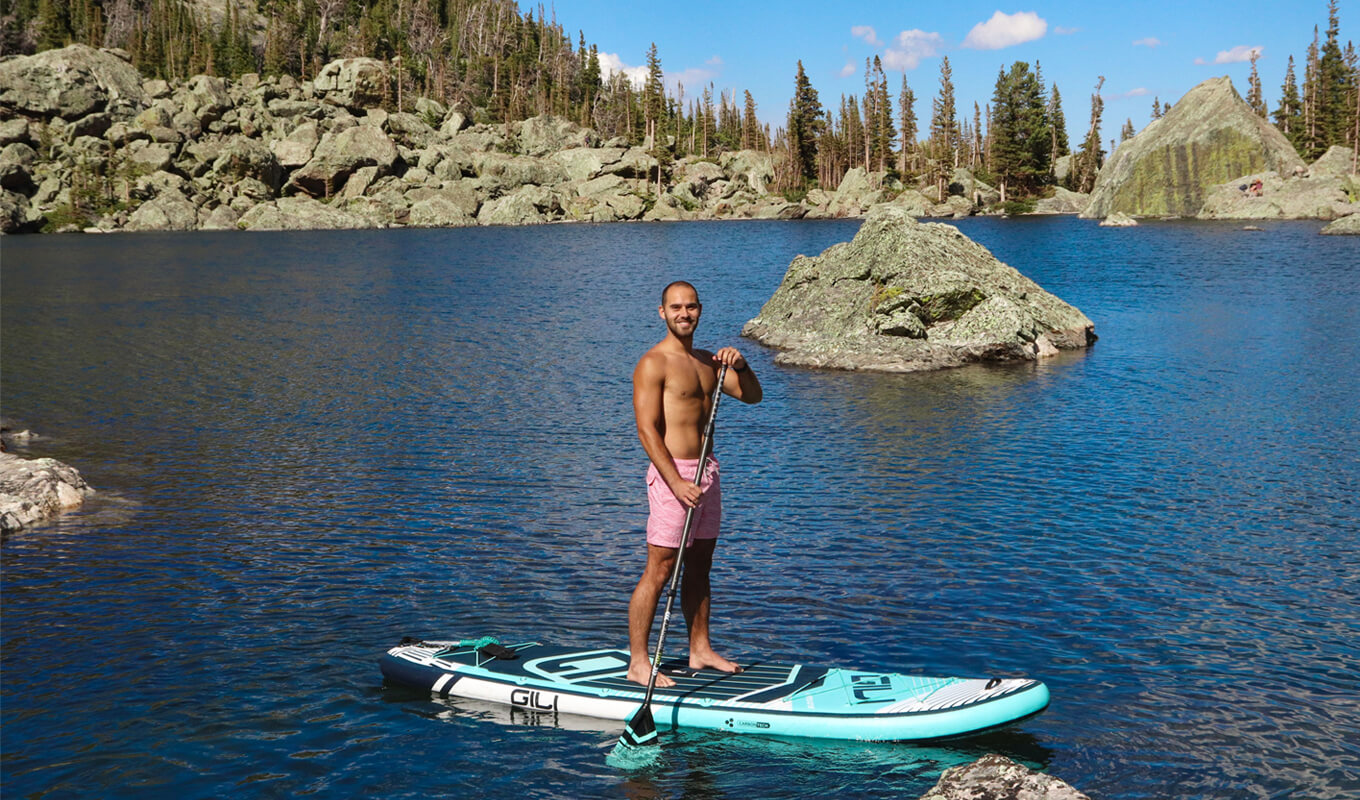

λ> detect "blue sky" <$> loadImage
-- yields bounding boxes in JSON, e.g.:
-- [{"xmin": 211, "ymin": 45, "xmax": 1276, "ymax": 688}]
[{"xmin": 531, "ymin": 1, "xmax": 1346, "ymax": 144}]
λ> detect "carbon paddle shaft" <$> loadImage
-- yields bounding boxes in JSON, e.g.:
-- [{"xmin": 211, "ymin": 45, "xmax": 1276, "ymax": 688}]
[{"xmin": 639, "ymin": 362, "xmax": 729, "ymax": 713}]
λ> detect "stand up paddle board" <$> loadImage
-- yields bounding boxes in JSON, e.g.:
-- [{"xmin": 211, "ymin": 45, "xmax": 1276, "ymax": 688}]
[{"xmin": 380, "ymin": 637, "xmax": 1049, "ymax": 741}]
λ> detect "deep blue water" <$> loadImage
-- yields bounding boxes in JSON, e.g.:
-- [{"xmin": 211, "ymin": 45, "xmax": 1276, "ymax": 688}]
[{"xmin": 1, "ymin": 216, "xmax": 1357, "ymax": 799}]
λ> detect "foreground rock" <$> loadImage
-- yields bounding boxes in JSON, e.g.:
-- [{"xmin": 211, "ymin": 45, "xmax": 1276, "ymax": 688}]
[
  {"xmin": 1082, "ymin": 76, "xmax": 1305, "ymax": 219},
  {"xmin": 0, "ymin": 451, "xmax": 95, "ymax": 531},
  {"xmin": 919, "ymin": 754, "xmax": 1090, "ymax": 800},
  {"xmin": 742, "ymin": 205, "xmax": 1095, "ymax": 372}
]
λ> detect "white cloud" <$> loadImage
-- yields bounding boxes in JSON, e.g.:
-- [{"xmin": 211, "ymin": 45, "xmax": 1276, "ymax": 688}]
[
  {"xmin": 839, "ymin": 61, "xmax": 857, "ymax": 78},
  {"xmin": 1054, "ymin": 25, "xmax": 1079, "ymax": 35},
  {"xmin": 671, "ymin": 66, "xmax": 720, "ymax": 94},
  {"xmin": 852, "ymin": 25, "xmax": 882, "ymax": 46},
  {"xmin": 1212, "ymin": 44, "xmax": 1263, "ymax": 63},
  {"xmin": 595, "ymin": 52, "xmax": 648, "ymax": 87},
  {"xmin": 1133, "ymin": 37, "xmax": 1162, "ymax": 48},
  {"xmin": 596, "ymin": 51, "xmax": 722, "ymax": 95},
  {"xmin": 1106, "ymin": 87, "xmax": 1151, "ymax": 100},
  {"xmin": 883, "ymin": 29, "xmax": 945, "ymax": 70},
  {"xmin": 962, "ymin": 10, "xmax": 1048, "ymax": 50}
]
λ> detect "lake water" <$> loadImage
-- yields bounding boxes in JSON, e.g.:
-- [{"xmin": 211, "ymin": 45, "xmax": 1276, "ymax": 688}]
[{"xmin": 1, "ymin": 216, "xmax": 1357, "ymax": 800}]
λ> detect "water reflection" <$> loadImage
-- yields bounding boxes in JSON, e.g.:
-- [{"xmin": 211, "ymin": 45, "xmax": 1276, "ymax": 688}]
[{"xmin": 3, "ymin": 218, "xmax": 1358, "ymax": 800}]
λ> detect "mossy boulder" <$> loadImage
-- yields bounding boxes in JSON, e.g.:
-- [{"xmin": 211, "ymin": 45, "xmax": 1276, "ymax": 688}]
[
  {"xmin": 1081, "ymin": 76, "xmax": 1304, "ymax": 219},
  {"xmin": 742, "ymin": 204, "xmax": 1096, "ymax": 372}
]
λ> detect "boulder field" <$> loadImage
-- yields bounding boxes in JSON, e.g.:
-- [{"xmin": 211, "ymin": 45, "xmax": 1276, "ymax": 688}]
[{"xmin": 1, "ymin": 46, "xmax": 987, "ymax": 234}]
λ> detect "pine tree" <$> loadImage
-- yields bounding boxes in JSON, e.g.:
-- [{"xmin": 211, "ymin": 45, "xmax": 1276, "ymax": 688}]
[
  {"xmin": 789, "ymin": 60, "xmax": 823, "ymax": 186},
  {"xmin": 990, "ymin": 60, "xmax": 1051, "ymax": 201},
  {"xmin": 1275, "ymin": 55, "xmax": 1304, "ymax": 152},
  {"xmin": 1121, "ymin": 118, "xmax": 1135, "ymax": 141},
  {"xmin": 1048, "ymin": 84, "xmax": 1069, "ymax": 166},
  {"xmin": 642, "ymin": 42, "xmax": 664, "ymax": 146},
  {"xmin": 971, "ymin": 102, "xmax": 982, "ymax": 170},
  {"xmin": 742, "ymin": 90, "xmax": 762, "ymax": 150},
  {"xmin": 898, "ymin": 75, "xmax": 917, "ymax": 177},
  {"xmin": 928, "ymin": 55, "xmax": 960, "ymax": 195},
  {"xmin": 869, "ymin": 56, "xmax": 894, "ymax": 173},
  {"xmin": 1317, "ymin": 0, "xmax": 1355, "ymax": 155},
  {"xmin": 1303, "ymin": 27, "xmax": 1322, "ymax": 158},
  {"xmin": 1073, "ymin": 76, "xmax": 1105, "ymax": 193},
  {"xmin": 1152, "ymin": 96, "xmax": 1162, "ymax": 120},
  {"xmin": 1247, "ymin": 49, "xmax": 1267, "ymax": 118}
]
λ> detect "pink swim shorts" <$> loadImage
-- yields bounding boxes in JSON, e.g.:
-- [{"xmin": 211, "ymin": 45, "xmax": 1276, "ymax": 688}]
[{"xmin": 646, "ymin": 456, "xmax": 721, "ymax": 548}]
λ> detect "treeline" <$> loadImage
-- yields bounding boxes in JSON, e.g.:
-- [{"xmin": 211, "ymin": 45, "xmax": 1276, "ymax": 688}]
[
  {"xmin": 1259, "ymin": 0, "xmax": 1359, "ymax": 160},
  {"xmin": 778, "ymin": 55, "xmax": 1094, "ymax": 200},
  {"xmin": 0, "ymin": 0, "xmax": 772, "ymax": 154},
  {"xmin": 780, "ymin": 1, "xmax": 1357, "ymax": 198}
]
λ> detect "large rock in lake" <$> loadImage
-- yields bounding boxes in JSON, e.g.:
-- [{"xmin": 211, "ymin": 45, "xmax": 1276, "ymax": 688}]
[
  {"xmin": 742, "ymin": 205, "xmax": 1095, "ymax": 372},
  {"xmin": 1081, "ymin": 76, "xmax": 1305, "ymax": 219}
]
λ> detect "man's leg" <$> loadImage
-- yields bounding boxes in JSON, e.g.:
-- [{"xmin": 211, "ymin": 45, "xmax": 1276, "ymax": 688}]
[
  {"xmin": 627, "ymin": 543, "xmax": 678, "ymax": 687},
  {"xmin": 680, "ymin": 538, "xmax": 743, "ymax": 674}
]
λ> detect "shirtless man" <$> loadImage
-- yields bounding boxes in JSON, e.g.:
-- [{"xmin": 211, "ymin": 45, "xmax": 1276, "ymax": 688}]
[{"xmin": 627, "ymin": 280, "xmax": 762, "ymax": 687}]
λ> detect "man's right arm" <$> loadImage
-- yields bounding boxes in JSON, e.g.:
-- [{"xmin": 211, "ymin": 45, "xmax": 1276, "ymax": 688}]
[{"xmin": 633, "ymin": 354, "xmax": 703, "ymax": 508}]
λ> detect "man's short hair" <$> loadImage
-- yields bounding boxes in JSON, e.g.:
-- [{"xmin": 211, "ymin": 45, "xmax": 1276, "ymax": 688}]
[{"xmin": 661, "ymin": 280, "xmax": 699, "ymax": 305}]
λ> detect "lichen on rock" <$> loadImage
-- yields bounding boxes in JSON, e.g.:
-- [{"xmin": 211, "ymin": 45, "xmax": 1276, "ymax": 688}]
[
  {"xmin": 1081, "ymin": 76, "xmax": 1304, "ymax": 220},
  {"xmin": 742, "ymin": 205, "xmax": 1095, "ymax": 372}
]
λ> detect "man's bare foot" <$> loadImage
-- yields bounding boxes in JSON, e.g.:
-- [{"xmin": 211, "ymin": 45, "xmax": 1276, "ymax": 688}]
[
  {"xmin": 628, "ymin": 660, "xmax": 675, "ymax": 687},
  {"xmin": 690, "ymin": 651, "xmax": 743, "ymax": 674}
]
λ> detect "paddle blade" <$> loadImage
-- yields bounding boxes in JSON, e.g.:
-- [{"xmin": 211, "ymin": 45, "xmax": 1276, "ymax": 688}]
[
  {"xmin": 607, "ymin": 705, "xmax": 662, "ymax": 768},
  {"xmin": 620, "ymin": 704, "xmax": 658, "ymax": 748}
]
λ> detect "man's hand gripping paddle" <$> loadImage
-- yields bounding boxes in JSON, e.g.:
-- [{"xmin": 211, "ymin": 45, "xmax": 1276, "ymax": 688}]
[{"xmin": 609, "ymin": 363, "xmax": 729, "ymax": 766}]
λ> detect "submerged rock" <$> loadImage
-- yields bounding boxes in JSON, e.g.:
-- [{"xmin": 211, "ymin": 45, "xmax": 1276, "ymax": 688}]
[
  {"xmin": 919, "ymin": 754, "xmax": 1090, "ymax": 800},
  {"xmin": 1082, "ymin": 76, "xmax": 1304, "ymax": 219},
  {"xmin": 742, "ymin": 205, "xmax": 1095, "ymax": 372},
  {"xmin": 0, "ymin": 452, "xmax": 95, "ymax": 531}
]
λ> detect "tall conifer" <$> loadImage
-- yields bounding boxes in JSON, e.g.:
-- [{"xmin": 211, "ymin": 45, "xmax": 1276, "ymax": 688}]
[
  {"xmin": 789, "ymin": 60, "xmax": 823, "ymax": 185},
  {"xmin": 1275, "ymin": 55, "xmax": 1304, "ymax": 152},
  {"xmin": 1247, "ymin": 49, "xmax": 1267, "ymax": 118}
]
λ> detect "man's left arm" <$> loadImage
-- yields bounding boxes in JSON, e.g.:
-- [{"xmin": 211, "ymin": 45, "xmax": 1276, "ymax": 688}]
[{"xmin": 713, "ymin": 346, "xmax": 762, "ymax": 404}]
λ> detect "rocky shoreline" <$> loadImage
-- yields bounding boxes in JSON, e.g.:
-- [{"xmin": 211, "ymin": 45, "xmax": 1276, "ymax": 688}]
[{"xmin": 5, "ymin": 46, "xmax": 1355, "ymax": 235}]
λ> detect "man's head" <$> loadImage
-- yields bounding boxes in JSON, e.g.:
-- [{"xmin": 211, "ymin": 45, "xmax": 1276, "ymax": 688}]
[{"xmin": 659, "ymin": 281, "xmax": 701, "ymax": 340}]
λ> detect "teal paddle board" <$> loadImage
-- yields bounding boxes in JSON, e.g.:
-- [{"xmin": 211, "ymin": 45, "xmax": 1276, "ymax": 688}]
[{"xmin": 380, "ymin": 637, "xmax": 1049, "ymax": 741}]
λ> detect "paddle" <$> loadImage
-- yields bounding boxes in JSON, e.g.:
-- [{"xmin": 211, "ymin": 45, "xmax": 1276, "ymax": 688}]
[{"xmin": 611, "ymin": 362, "xmax": 730, "ymax": 761}]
